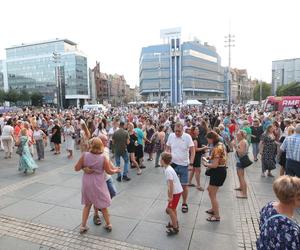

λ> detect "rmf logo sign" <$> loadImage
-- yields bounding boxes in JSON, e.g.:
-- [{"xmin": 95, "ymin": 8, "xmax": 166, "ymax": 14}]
[{"xmin": 282, "ymin": 99, "xmax": 300, "ymax": 106}]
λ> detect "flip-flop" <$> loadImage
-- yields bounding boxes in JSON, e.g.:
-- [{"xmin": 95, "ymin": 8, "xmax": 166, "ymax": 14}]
[
  {"xmin": 188, "ymin": 183, "xmax": 195, "ymax": 187},
  {"xmin": 196, "ymin": 186, "xmax": 204, "ymax": 191},
  {"xmin": 236, "ymin": 195, "xmax": 248, "ymax": 199},
  {"xmin": 206, "ymin": 216, "xmax": 220, "ymax": 222},
  {"xmin": 234, "ymin": 188, "xmax": 242, "ymax": 191}
]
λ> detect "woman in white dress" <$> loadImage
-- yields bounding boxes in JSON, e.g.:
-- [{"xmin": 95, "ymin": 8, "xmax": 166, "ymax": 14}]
[
  {"xmin": 1, "ymin": 119, "xmax": 15, "ymax": 159},
  {"xmin": 64, "ymin": 120, "xmax": 75, "ymax": 159}
]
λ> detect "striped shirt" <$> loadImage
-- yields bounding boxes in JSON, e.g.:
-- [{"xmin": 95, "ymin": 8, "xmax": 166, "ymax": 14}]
[{"xmin": 280, "ymin": 134, "xmax": 300, "ymax": 162}]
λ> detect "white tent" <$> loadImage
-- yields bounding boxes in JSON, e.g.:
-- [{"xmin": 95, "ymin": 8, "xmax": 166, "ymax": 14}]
[{"xmin": 185, "ymin": 99, "xmax": 203, "ymax": 105}]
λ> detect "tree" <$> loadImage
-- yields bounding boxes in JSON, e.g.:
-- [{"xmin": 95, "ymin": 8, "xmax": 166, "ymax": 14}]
[
  {"xmin": 276, "ymin": 82, "xmax": 300, "ymax": 96},
  {"xmin": 0, "ymin": 89, "xmax": 5, "ymax": 104},
  {"xmin": 253, "ymin": 82, "xmax": 271, "ymax": 101},
  {"xmin": 5, "ymin": 89, "xmax": 20, "ymax": 104},
  {"xmin": 19, "ymin": 89, "xmax": 31, "ymax": 103},
  {"xmin": 31, "ymin": 92, "xmax": 43, "ymax": 106}
]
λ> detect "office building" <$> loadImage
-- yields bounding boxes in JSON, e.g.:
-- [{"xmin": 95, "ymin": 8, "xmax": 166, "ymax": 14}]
[
  {"xmin": 0, "ymin": 60, "xmax": 4, "ymax": 89},
  {"xmin": 2, "ymin": 39, "xmax": 89, "ymax": 107},
  {"xmin": 139, "ymin": 28, "xmax": 225, "ymax": 105},
  {"xmin": 272, "ymin": 58, "xmax": 300, "ymax": 94}
]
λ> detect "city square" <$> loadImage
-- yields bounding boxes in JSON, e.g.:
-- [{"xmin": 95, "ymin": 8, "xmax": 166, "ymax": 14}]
[
  {"xmin": 1, "ymin": 0, "xmax": 300, "ymax": 250},
  {"xmin": 1, "ymin": 143, "xmax": 298, "ymax": 250}
]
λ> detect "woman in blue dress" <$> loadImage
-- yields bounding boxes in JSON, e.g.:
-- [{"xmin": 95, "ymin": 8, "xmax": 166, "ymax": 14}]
[
  {"xmin": 18, "ymin": 128, "xmax": 38, "ymax": 174},
  {"xmin": 257, "ymin": 175, "xmax": 300, "ymax": 249}
]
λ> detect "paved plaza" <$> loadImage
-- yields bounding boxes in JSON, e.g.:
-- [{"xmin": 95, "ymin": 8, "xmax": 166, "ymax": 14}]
[{"xmin": 0, "ymin": 147, "xmax": 299, "ymax": 250}]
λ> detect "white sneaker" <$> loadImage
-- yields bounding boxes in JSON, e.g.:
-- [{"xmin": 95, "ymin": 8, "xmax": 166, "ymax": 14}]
[{"xmin": 137, "ymin": 169, "xmax": 142, "ymax": 175}]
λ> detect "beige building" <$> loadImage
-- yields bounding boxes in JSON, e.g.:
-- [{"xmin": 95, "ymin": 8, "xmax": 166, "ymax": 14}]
[{"xmin": 230, "ymin": 68, "xmax": 252, "ymax": 103}]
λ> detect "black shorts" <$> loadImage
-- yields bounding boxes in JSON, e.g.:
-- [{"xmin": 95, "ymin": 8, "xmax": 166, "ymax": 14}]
[
  {"xmin": 209, "ymin": 167, "xmax": 227, "ymax": 187},
  {"xmin": 135, "ymin": 144, "xmax": 144, "ymax": 160}
]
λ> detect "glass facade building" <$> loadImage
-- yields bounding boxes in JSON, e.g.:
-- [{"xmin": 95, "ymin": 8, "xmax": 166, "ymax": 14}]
[
  {"xmin": 272, "ymin": 58, "xmax": 300, "ymax": 95},
  {"xmin": 139, "ymin": 39, "xmax": 225, "ymax": 105},
  {"xmin": 2, "ymin": 39, "xmax": 89, "ymax": 107}
]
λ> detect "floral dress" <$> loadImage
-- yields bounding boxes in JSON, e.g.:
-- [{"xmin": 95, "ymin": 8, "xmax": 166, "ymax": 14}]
[
  {"xmin": 261, "ymin": 134, "xmax": 277, "ymax": 171},
  {"xmin": 256, "ymin": 202, "xmax": 300, "ymax": 249}
]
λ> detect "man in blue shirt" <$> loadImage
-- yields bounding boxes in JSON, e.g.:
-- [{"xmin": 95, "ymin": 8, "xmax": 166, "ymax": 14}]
[
  {"xmin": 134, "ymin": 123, "xmax": 150, "ymax": 169},
  {"xmin": 280, "ymin": 124, "xmax": 300, "ymax": 177}
]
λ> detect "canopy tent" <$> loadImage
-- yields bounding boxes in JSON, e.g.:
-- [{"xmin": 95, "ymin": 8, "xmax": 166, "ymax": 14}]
[{"xmin": 184, "ymin": 99, "xmax": 203, "ymax": 105}]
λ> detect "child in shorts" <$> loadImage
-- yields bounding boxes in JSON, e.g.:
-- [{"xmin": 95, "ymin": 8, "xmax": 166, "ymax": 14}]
[{"xmin": 161, "ymin": 152, "xmax": 183, "ymax": 236}]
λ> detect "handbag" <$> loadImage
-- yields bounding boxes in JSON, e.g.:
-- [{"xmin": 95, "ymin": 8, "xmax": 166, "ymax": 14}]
[
  {"xmin": 239, "ymin": 154, "xmax": 253, "ymax": 168},
  {"xmin": 205, "ymin": 168, "xmax": 212, "ymax": 176},
  {"xmin": 16, "ymin": 143, "xmax": 23, "ymax": 156}
]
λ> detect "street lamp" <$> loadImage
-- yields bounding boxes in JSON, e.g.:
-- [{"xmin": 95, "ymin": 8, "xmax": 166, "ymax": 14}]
[
  {"xmin": 225, "ymin": 34, "xmax": 235, "ymax": 111},
  {"xmin": 53, "ymin": 52, "xmax": 62, "ymax": 113},
  {"xmin": 154, "ymin": 52, "xmax": 162, "ymax": 112}
]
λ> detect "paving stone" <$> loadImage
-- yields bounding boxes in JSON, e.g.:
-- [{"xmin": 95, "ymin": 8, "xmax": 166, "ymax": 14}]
[
  {"xmin": 189, "ymin": 230, "xmax": 238, "ymax": 250},
  {"xmin": 127, "ymin": 220, "xmax": 192, "ymax": 250},
  {"xmin": 32, "ymin": 206, "xmax": 82, "ymax": 230},
  {"xmin": 0, "ymin": 199, "xmax": 54, "ymax": 220}
]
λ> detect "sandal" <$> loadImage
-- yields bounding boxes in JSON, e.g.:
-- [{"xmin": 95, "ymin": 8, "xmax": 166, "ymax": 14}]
[
  {"xmin": 79, "ymin": 225, "xmax": 89, "ymax": 234},
  {"xmin": 205, "ymin": 210, "xmax": 214, "ymax": 215},
  {"xmin": 206, "ymin": 216, "xmax": 220, "ymax": 222},
  {"xmin": 236, "ymin": 195, "xmax": 248, "ymax": 199},
  {"xmin": 166, "ymin": 227, "xmax": 179, "ymax": 236},
  {"xmin": 234, "ymin": 188, "xmax": 242, "ymax": 191},
  {"xmin": 196, "ymin": 186, "xmax": 204, "ymax": 191},
  {"xmin": 166, "ymin": 221, "xmax": 179, "ymax": 229},
  {"xmin": 104, "ymin": 224, "xmax": 112, "ymax": 232},
  {"xmin": 93, "ymin": 215, "xmax": 102, "ymax": 225},
  {"xmin": 182, "ymin": 204, "xmax": 188, "ymax": 213},
  {"xmin": 188, "ymin": 183, "xmax": 195, "ymax": 187}
]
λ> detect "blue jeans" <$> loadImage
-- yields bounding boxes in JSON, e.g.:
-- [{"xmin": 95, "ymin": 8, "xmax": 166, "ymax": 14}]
[
  {"xmin": 115, "ymin": 151, "xmax": 129, "ymax": 177},
  {"xmin": 286, "ymin": 159, "xmax": 300, "ymax": 178},
  {"xmin": 252, "ymin": 143, "xmax": 259, "ymax": 159},
  {"xmin": 106, "ymin": 177, "xmax": 117, "ymax": 198}
]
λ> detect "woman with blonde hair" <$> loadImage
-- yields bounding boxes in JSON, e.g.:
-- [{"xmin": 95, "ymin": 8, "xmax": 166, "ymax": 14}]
[
  {"xmin": 257, "ymin": 176, "xmax": 300, "ymax": 249},
  {"xmin": 80, "ymin": 120, "xmax": 91, "ymax": 153},
  {"xmin": 233, "ymin": 130, "xmax": 249, "ymax": 199},
  {"xmin": 75, "ymin": 138, "xmax": 120, "ymax": 234},
  {"xmin": 17, "ymin": 128, "xmax": 38, "ymax": 174}
]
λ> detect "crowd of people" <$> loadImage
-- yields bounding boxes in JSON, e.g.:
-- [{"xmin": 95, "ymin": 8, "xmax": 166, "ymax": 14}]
[{"xmin": 0, "ymin": 104, "xmax": 300, "ymax": 247}]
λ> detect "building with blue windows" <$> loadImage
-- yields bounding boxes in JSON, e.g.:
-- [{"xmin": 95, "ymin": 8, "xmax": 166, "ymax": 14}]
[
  {"xmin": 1, "ymin": 39, "xmax": 89, "ymax": 107},
  {"xmin": 139, "ymin": 30, "xmax": 225, "ymax": 105}
]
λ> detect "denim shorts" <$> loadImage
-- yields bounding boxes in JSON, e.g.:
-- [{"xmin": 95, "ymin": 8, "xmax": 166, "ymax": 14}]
[{"xmin": 171, "ymin": 163, "xmax": 188, "ymax": 185}]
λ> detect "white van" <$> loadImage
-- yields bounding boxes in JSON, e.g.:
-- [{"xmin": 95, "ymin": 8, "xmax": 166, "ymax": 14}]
[{"xmin": 82, "ymin": 104, "xmax": 107, "ymax": 112}]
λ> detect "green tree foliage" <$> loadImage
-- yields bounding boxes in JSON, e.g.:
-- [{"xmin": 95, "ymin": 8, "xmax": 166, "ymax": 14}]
[
  {"xmin": 5, "ymin": 89, "xmax": 20, "ymax": 104},
  {"xmin": 30, "ymin": 92, "xmax": 43, "ymax": 106},
  {"xmin": 276, "ymin": 82, "xmax": 300, "ymax": 96},
  {"xmin": 253, "ymin": 82, "xmax": 271, "ymax": 101},
  {"xmin": 0, "ymin": 89, "xmax": 5, "ymax": 104},
  {"xmin": 19, "ymin": 89, "xmax": 31, "ymax": 102}
]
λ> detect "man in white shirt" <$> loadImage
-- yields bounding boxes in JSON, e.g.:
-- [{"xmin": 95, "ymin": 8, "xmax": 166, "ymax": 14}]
[{"xmin": 166, "ymin": 122, "xmax": 195, "ymax": 213}]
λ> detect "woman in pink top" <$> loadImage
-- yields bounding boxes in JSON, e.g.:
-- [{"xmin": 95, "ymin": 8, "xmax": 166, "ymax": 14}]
[{"xmin": 75, "ymin": 138, "xmax": 120, "ymax": 234}]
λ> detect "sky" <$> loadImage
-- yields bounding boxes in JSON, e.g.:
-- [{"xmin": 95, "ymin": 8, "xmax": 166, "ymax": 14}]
[{"xmin": 0, "ymin": 0, "xmax": 300, "ymax": 87}]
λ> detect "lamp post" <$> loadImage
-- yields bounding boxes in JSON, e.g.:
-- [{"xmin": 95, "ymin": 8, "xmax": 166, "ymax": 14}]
[
  {"xmin": 53, "ymin": 52, "xmax": 61, "ymax": 113},
  {"xmin": 225, "ymin": 34, "xmax": 235, "ymax": 112},
  {"xmin": 154, "ymin": 53, "xmax": 162, "ymax": 112}
]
